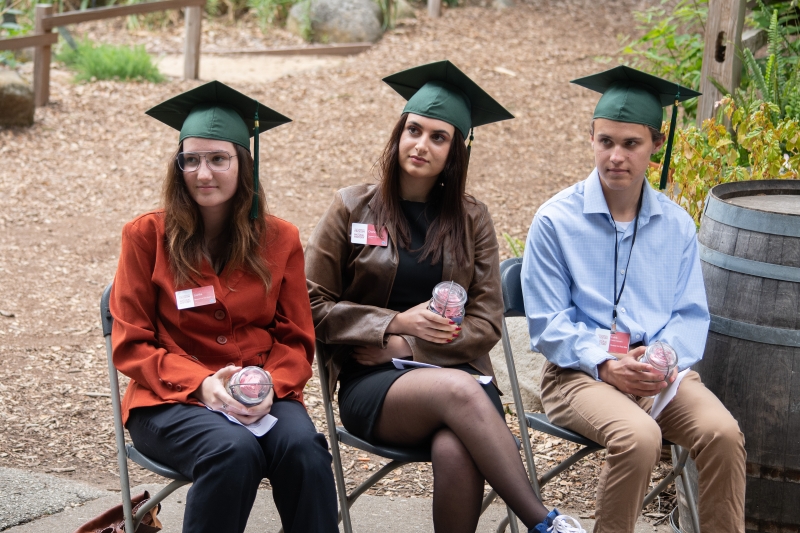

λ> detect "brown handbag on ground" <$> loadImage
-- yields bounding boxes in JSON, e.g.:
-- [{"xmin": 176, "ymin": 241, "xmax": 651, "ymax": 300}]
[{"xmin": 72, "ymin": 490, "xmax": 163, "ymax": 533}]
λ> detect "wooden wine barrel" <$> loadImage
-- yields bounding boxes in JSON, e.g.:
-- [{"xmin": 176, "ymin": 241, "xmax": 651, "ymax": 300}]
[{"xmin": 695, "ymin": 180, "xmax": 800, "ymax": 533}]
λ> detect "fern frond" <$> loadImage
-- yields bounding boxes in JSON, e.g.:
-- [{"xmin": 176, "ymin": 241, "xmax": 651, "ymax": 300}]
[{"xmin": 743, "ymin": 48, "xmax": 771, "ymax": 102}]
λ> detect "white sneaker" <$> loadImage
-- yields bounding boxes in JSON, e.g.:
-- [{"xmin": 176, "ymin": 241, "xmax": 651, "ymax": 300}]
[{"xmin": 549, "ymin": 515, "xmax": 586, "ymax": 533}]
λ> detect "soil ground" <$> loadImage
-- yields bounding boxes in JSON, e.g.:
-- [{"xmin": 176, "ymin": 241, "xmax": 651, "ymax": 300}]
[{"xmin": 0, "ymin": 0, "xmax": 677, "ymax": 526}]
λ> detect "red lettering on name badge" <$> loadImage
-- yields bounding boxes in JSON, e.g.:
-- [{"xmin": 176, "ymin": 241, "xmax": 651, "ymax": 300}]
[{"xmin": 608, "ymin": 332, "xmax": 631, "ymax": 355}]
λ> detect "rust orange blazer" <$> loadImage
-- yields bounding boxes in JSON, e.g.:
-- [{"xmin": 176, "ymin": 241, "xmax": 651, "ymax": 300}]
[{"xmin": 110, "ymin": 211, "xmax": 315, "ymax": 425}]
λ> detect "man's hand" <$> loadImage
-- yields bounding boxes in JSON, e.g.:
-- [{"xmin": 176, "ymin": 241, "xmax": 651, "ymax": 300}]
[
  {"xmin": 385, "ymin": 301, "xmax": 460, "ymax": 343},
  {"xmin": 192, "ymin": 365, "xmax": 274, "ymax": 425},
  {"xmin": 352, "ymin": 335, "xmax": 412, "ymax": 366},
  {"xmin": 598, "ymin": 346, "xmax": 676, "ymax": 396}
]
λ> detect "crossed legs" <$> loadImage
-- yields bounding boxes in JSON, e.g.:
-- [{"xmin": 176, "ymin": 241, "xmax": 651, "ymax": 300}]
[{"xmin": 373, "ymin": 368, "xmax": 550, "ymax": 532}]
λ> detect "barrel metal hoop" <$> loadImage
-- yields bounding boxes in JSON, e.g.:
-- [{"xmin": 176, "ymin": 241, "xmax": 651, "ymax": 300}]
[
  {"xmin": 704, "ymin": 195, "xmax": 800, "ymax": 238},
  {"xmin": 709, "ymin": 315, "xmax": 800, "ymax": 347},
  {"xmin": 699, "ymin": 243, "xmax": 800, "ymax": 283}
]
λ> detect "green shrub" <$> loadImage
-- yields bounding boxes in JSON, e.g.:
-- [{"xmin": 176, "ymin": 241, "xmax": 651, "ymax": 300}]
[
  {"xmin": 619, "ymin": 0, "xmax": 706, "ymax": 124},
  {"xmin": 647, "ymin": 97, "xmax": 800, "ymax": 226},
  {"xmin": 56, "ymin": 39, "xmax": 164, "ymax": 83}
]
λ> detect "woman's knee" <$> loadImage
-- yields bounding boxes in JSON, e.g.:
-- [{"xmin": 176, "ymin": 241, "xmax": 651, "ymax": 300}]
[{"xmin": 435, "ymin": 370, "xmax": 491, "ymax": 412}]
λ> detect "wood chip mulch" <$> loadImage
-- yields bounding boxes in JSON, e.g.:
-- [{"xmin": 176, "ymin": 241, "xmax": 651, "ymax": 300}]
[{"xmin": 0, "ymin": 0, "xmax": 675, "ymax": 524}]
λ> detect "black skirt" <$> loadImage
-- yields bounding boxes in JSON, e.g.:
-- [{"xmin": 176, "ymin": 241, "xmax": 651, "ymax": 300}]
[{"xmin": 337, "ymin": 361, "xmax": 504, "ymax": 443}]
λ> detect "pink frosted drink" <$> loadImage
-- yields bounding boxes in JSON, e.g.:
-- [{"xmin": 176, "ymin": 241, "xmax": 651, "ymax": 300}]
[
  {"xmin": 639, "ymin": 341, "xmax": 677, "ymax": 381},
  {"xmin": 428, "ymin": 281, "xmax": 468, "ymax": 325},
  {"xmin": 227, "ymin": 366, "xmax": 272, "ymax": 406}
]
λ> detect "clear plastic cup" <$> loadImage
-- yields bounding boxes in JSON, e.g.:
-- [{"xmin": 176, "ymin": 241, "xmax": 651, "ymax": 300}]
[
  {"xmin": 428, "ymin": 281, "xmax": 468, "ymax": 325},
  {"xmin": 639, "ymin": 341, "xmax": 677, "ymax": 381},
  {"xmin": 227, "ymin": 366, "xmax": 272, "ymax": 406}
]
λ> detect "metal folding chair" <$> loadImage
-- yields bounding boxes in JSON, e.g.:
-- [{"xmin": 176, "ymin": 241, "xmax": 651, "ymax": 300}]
[
  {"xmin": 497, "ymin": 257, "xmax": 701, "ymax": 533},
  {"xmin": 316, "ymin": 341, "xmax": 523, "ymax": 533},
  {"xmin": 101, "ymin": 283, "xmax": 191, "ymax": 533}
]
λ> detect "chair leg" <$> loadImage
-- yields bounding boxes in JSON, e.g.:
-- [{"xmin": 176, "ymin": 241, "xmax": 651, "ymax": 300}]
[
  {"xmin": 106, "ymin": 335, "xmax": 135, "ymax": 533},
  {"xmin": 506, "ymin": 506, "xmax": 521, "ymax": 533},
  {"xmin": 345, "ymin": 460, "xmax": 409, "ymax": 506},
  {"xmin": 133, "ymin": 479, "xmax": 190, "ymax": 529},
  {"xmin": 316, "ymin": 352, "xmax": 354, "ymax": 533},
  {"xmin": 643, "ymin": 445, "xmax": 689, "ymax": 508},
  {"xmin": 501, "ymin": 320, "xmax": 541, "ymax": 498},
  {"xmin": 675, "ymin": 446, "xmax": 700, "ymax": 533}
]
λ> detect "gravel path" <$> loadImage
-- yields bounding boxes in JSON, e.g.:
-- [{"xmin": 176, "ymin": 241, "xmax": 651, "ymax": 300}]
[{"xmin": 0, "ymin": 0, "xmax": 676, "ymax": 524}]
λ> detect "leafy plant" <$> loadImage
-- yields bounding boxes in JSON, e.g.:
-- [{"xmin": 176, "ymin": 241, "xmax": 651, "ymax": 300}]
[
  {"xmin": 732, "ymin": 8, "xmax": 800, "ymax": 122},
  {"xmin": 248, "ymin": 0, "xmax": 295, "ymax": 29},
  {"xmin": 503, "ymin": 233, "xmax": 525, "ymax": 258},
  {"xmin": 56, "ymin": 39, "xmax": 164, "ymax": 83},
  {"xmin": 620, "ymin": 0, "xmax": 706, "ymax": 123},
  {"xmin": 648, "ymin": 96, "xmax": 800, "ymax": 225}
]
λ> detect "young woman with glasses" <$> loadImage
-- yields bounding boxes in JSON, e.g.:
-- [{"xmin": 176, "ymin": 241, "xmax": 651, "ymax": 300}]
[
  {"xmin": 109, "ymin": 81, "xmax": 337, "ymax": 533},
  {"xmin": 305, "ymin": 61, "xmax": 585, "ymax": 533}
]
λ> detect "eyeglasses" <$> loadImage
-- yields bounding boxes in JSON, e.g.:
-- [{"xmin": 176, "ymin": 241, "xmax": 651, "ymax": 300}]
[{"xmin": 177, "ymin": 151, "xmax": 237, "ymax": 172}]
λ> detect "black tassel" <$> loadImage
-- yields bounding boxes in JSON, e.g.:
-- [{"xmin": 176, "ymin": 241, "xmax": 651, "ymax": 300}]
[
  {"xmin": 660, "ymin": 93, "xmax": 680, "ymax": 190},
  {"xmin": 250, "ymin": 109, "xmax": 260, "ymax": 220}
]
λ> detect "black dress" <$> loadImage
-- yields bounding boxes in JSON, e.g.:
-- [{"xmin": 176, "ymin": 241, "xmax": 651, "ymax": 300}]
[{"xmin": 337, "ymin": 200, "xmax": 503, "ymax": 443}]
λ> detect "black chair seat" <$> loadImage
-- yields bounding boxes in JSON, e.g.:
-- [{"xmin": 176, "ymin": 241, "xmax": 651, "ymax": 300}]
[
  {"xmin": 525, "ymin": 413, "xmax": 600, "ymax": 448},
  {"xmin": 127, "ymin": 444, "xmax": 190, "ymax": 481},
  {"xmin": 337, "ymin": 428, "xmax": 432, "ymax": 463}
]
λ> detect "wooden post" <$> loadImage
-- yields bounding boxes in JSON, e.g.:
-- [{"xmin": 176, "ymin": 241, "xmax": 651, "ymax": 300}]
[
  {"xmin": 696, "ymin": 0, "xmax": 746, "ymax": 125},
  {"xmin": 183, "ymin": 5, "xmax": 201, "ymax": 80},
  {"xmin": 428, "ymin": 0, "xmax": 441, "ymax": 18},
  {"xmin": 33, "ymin": 4, "xmax": 54, "ymax": 108}
]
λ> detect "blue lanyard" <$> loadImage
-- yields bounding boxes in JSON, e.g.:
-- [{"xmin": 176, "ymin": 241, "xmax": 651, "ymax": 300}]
[{"xmin": 611, "ymin": 192, "xmax": 642, "ymax": 334}]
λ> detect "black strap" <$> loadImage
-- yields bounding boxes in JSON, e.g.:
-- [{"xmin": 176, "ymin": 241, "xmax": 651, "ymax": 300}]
[{"xmin": 611, "ymin": 190, "xmax": 643, "ymax": 333}]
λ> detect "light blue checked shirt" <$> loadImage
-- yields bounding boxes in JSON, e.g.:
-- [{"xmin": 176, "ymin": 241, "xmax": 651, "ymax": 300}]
[{"xmin": 521, "ymin": 169, "xmax": 710, "ymax": 380}]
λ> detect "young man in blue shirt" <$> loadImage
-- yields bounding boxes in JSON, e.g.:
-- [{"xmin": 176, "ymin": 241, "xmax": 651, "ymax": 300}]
[{"xmin": 521, "ymin": 66, "xmax": 745, "ymax": 533}]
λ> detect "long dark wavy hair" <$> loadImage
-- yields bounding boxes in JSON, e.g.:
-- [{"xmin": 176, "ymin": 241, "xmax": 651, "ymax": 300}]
[
  {"xmin": 372, "ymin": 113, "xmax": 472, "ymax": 266},
  {"xmin": 162, "ymin": 142, "xmax": 272, "ymax": 290}
]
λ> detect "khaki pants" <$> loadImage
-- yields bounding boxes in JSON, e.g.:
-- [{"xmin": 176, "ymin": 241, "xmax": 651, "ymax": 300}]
[{"xmin": 541, "ymin": 363, "xmax": 746, "ymax": 533}]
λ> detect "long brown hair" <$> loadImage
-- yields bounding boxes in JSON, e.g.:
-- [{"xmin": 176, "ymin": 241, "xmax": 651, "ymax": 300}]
[
  {"xmin": 372, "ymin": 113, "xmax": 471, "ymax": 265},
  {"xmin": 162, "ymin": 142, "xmax": 272, "ymax": 290}
]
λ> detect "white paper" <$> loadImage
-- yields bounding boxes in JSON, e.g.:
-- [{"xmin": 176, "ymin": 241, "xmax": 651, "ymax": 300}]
[
  {"xmin": 392, "ymin": 358, "xmax": 439, "ymax": 370},
  {"xmin": 175, "ymin": 288, "xmax": 195, "ymax": 310},
  {"xmin": 391, "ymin": 358, "xmax": 492, "ymax": 385},
  {"xmin": 350, "ymin": 223, "xmax": 368, "ymax": 244},
  {"xmin": 649, "ymin": 368, "xmax": 691, "ymax": 420},
  {"xmin": 595, "ymin": 328, "xmax": 611, "ymax": 351},
  {"xmin": 206, "ymin": 406, "xmax": 278, "ymax": 437}
]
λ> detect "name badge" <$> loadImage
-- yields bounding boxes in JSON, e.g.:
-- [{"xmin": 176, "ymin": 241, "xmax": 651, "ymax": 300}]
[
  {"xmin": 176, "ymin": 286, "xmax": 216, "ymax": 310},
  {"xmin": 351, "ymin": 223, "xmax": 388, "ymax": 246},
  {"xmin": 595, "ymin": 327, "xmax": 631, "ymax": 355}
]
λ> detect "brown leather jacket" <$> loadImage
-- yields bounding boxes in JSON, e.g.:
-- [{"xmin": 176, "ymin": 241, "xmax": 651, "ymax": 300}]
[{"xmin": 305, "ymin": 183, "xmax": 503, "ymax": 396}]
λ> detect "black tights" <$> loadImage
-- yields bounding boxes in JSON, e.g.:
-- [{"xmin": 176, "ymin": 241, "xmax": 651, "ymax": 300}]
[{"xmin": 373, "ymin": 368, "xmax": 549, "ymax": 532}]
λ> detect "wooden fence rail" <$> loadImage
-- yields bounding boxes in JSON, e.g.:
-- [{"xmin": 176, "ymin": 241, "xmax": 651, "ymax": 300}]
[{"xmin": 0, "ymin": 0, "xmax": 204, "ymax": 108}]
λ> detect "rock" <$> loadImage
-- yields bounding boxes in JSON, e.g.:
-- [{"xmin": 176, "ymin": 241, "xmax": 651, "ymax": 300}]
[
  {"xmin": 0, "ymin": 70, "xmax": 34, "ymax": 127},
  {"xmin": 394, "ymin": 0, "xmax": 416, "ymax": 19},
  {"xmin": 287, "ymin": 0, "xmax": 383, "ymax": 43},
  {"xmin": 492, "ymin": 0, "xmax": 514, "ymax": 8},
  {"xmin": 489, "ymin": 316, "xmax": 547, "ymax": 413}
]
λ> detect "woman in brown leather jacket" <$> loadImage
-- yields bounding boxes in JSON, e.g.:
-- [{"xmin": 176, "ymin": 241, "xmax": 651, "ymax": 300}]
[{"xmin": 306, "ymin": 61, "xmax": 585, "ymax": 533}]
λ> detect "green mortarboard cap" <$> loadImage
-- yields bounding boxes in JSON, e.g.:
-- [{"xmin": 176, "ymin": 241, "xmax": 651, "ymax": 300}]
[
  {"xmin": 145, "ymin": 81, "xmax": 291, "ymax": 218},
  {"xmin": 571, "ymin": 65, "xmax": 700, "ymax": 190},
  {"xmin": 383, "ymin": 60, "xmax": 514, "ymax": 140}
]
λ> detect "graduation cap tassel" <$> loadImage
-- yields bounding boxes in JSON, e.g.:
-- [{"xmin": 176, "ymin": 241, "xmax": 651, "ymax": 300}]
[
  {"xmin": 659, "ymin": 92, "xmax": 680, "ymax": 190},
  {"xmin": 250, "ymin": 110, "xmax": 260, "ymax": 220},
  {"xmin": 467, "ymin": 128, "xmax": 474, "ymax": 161}
]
